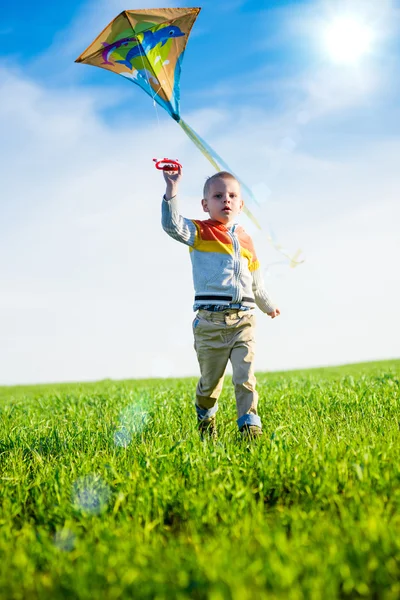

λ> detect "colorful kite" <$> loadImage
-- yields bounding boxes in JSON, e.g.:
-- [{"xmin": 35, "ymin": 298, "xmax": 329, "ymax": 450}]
[{"xmin": 76, "ymin": 7, "xmax": 303, "ymax": 266}]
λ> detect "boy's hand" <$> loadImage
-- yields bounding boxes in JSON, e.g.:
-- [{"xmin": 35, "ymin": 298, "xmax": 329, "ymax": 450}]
[
  {"xmin": 163, "ymin": 165, "xmax": 182, "ymax": 200},
  {"xmin": 267, "ymin": 308, "xmax": 280, "ymax": 319},
  {"xmin": 163, "ymin": 165, "xmax": 182, "ymax": 185}
]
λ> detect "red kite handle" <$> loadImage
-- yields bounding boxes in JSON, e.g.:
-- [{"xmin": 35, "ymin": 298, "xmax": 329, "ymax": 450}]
[{"xmin": 153, "ymin": 158, "xmax": 182, "ymax": 171}]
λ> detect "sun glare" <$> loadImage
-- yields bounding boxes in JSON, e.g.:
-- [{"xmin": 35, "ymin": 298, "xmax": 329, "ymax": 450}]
[{"xmin": 323, "ymin": 16, "xmax": 374, "ymax": 64}]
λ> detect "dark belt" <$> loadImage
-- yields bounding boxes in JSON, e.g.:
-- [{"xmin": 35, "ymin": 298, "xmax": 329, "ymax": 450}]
[{"xmin": 195, "ymin": 295, "xmax": 255, "ymax": 303}]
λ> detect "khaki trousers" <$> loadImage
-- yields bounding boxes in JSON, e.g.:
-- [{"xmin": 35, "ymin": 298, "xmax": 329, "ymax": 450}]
[{"xmin": 192, "ymin": 309, "xmax": 261, "ymax": 430}]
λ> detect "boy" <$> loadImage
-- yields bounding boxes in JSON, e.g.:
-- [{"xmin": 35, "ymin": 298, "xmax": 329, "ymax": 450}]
[{"xmin": 161, "ymin": 166, "xmax": 280, "ymax": 439}]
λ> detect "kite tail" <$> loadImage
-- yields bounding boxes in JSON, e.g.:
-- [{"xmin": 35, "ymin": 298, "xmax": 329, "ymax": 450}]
[{"xmin": 178, "ymin": 118, "xmax": 304, "ymax": 267}]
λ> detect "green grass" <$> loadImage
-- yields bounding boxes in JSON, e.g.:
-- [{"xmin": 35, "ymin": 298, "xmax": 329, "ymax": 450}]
[{"xmin": 0, "ymin": 359, "xmax": 399, "ymax": 599}]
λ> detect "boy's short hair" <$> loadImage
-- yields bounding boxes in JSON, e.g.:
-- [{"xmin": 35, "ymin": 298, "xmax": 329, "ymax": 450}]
[{"xmin": 203, "ymin": 171, "xmax": 240, "ymax": 198}]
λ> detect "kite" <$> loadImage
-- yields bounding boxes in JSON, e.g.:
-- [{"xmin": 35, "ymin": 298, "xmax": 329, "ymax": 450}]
[{"xmin": 76, "ymin": 7, "xmax": 303, "ymax": 266}]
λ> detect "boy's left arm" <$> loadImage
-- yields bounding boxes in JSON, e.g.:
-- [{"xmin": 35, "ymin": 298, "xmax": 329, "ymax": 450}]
[
  {"xmin": 247, "ymin": 233, "xmax": 280, "ymax": 318},
  {"xmin": 248, "ymin": 237, "xmax": 281, "ymax": 319},
  {"xmin": 250, "ymin": 262, "xmax": 280, "ymax": 318}
]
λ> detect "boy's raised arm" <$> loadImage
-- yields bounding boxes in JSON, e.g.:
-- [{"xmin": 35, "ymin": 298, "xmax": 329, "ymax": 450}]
[{"xmin": 161, "ymin": 166, "xmax": 197, "ymax": 247}]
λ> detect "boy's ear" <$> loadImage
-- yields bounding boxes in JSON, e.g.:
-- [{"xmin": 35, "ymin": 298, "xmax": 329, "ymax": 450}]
[{"xmin": 201, "ymin": 198, "xmax": 209, "ymax": 213}]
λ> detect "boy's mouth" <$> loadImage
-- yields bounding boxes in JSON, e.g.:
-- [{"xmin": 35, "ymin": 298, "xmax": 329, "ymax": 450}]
[{"xmin": 222, "ymin": 207, "xmax": 231, "ymax": 213}]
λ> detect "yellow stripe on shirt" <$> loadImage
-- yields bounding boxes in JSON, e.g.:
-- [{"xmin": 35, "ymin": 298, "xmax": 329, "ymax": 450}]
[
  {"xmin": 190, "ymin": 239, "xmax": 234, "ymax": 254},
  {"xmin": 248, "ymin": 259, "xmax": 260, "ymax": 272}
]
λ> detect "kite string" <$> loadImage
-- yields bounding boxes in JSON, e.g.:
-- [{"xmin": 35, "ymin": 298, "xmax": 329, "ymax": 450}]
[{"xmin": 153, "ymin": 93, "xmax": 162, "ymax": 132}]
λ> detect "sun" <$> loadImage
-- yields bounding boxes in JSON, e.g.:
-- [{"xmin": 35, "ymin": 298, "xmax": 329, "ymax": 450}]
[{"xmin": 323, "ymin": 16, "xmax": 374, "ymax": 64}]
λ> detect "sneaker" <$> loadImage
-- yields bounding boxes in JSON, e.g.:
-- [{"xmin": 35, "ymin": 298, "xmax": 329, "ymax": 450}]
[
  {"xmin": 198, "ymin": 416, "xmax": 218, "ymax": 440},
  {"xmin": 240, "ymin": 424, "xmax": 263, "ymax": 439}
]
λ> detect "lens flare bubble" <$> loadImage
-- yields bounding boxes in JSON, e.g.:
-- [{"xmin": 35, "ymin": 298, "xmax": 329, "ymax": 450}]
[
  {"xmin": 114, "ymin": 426, "xmax": 131, "ymax": 448},
  {"xmin": 72, "ymin": 475, "xmax": 111, "ymax": 515},
  {"xmin": 113, "ymin": 393, "xmax": 152, "ymax": 447},
  {"xmin": 120, "ymin": 402, "xmax": 149, "ymax": 434},
  {"xmin": 54, "ymin": 529, "xmax": 75, "ymax": 551}
]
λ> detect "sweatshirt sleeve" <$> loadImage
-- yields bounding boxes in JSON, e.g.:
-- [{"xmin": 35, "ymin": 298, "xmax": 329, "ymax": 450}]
[
  {"xmin": 161, "ymin": 195, "xmax": 197, "ymax": 247},
  {"xmin": 252, "ymin": 266, "xmax": 276, "ymax": 314}
]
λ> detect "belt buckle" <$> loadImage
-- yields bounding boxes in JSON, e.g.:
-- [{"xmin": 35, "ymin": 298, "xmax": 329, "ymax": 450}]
[{"xmin": 225, "ymin": 310, "xmax": 239, "ymax": 323}]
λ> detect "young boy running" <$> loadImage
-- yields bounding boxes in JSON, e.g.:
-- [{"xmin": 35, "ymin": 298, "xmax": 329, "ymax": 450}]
[{"xmin": 161, "ymin": 166, "xmax": 280, "ymax": 439}]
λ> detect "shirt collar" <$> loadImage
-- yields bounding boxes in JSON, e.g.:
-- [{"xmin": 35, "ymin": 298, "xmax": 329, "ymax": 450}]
[{"xmin": 205, "ymin": 219, "xmax": 239, "ymax": 232}]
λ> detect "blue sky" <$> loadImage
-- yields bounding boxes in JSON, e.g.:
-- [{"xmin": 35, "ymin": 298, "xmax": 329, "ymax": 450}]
[
  {"xmin": 1, "ymin": 0, "xmax": 399, "ymax": 384},
  {"xmin": 3, "ymin": 0, "xmax": 399, "ymax": 152},
  {"xmin": 2, "ymin": 0, "xmax": 398, "ymax": 133},
  {"xmin": 0, "ymin": 0, "xmax": 316, "ymax": 142}
]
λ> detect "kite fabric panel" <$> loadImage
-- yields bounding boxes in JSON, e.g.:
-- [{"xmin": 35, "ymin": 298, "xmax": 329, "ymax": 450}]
[{"xmin": 76, "ymin": 7, "xmax": 201, "ymax": 121}]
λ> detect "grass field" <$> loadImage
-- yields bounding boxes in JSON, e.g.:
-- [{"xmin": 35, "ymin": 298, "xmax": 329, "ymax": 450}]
[{"xmin": 0, "ymin": 359, "xmax": 399, "ymax": 599}]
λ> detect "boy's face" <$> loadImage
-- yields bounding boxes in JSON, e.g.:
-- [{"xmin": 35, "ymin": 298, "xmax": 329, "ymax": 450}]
[{"xmin": 201, "ymin": 178, "xmax": 244, "ymax": 226}]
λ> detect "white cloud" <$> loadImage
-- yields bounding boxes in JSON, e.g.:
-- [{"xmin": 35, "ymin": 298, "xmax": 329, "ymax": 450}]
[{"xmin": 1, "ymin": 41, "xmax": 399, "ymax": 385}]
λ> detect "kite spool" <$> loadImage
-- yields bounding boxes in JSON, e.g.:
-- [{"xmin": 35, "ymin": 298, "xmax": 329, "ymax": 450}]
[{"xmin": 153, "ymin": 158, "xmax": 182, "ymax": 172}]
